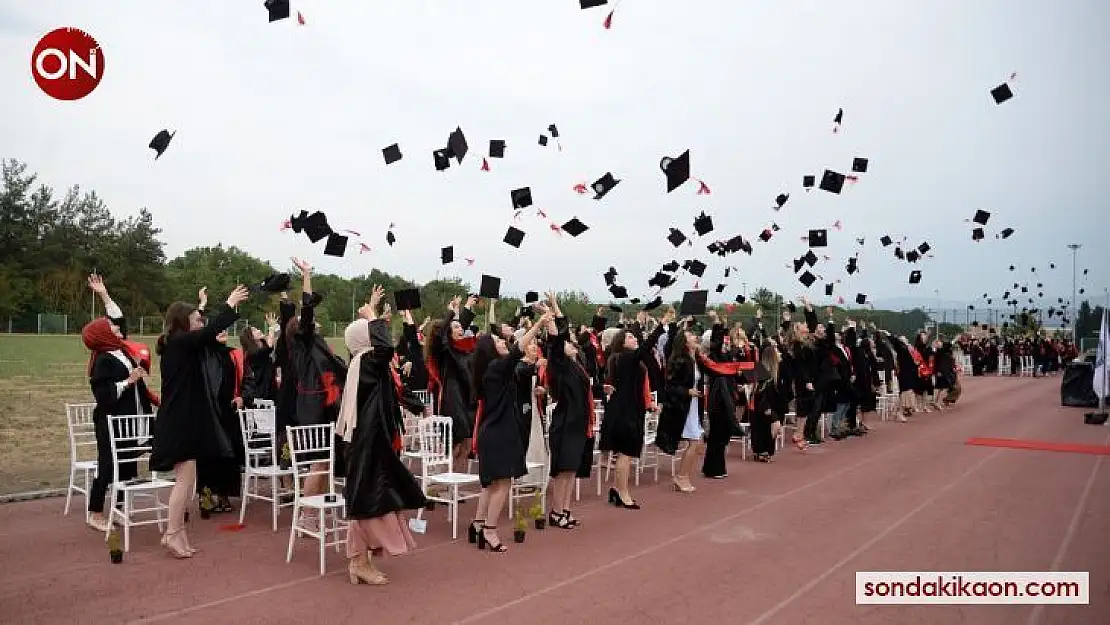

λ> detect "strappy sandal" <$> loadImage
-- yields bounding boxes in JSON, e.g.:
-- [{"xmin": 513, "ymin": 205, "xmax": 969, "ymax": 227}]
[
  {"xmin": 548, "ymin": 511, "xmax": 571, "ymax": 529},
  {"xmin": 161, "ymin": 531, "xmax": 193, "ymax": 559},
  {"xmin": 481, "ymin": 527, "xmax": 507, "ymax": 552},
  {"xmin": 791, "ymin": 434, "xmax": 808, "ymax": 451},
  {"xmin": 562, "ymin": 510, "xmax": 580, "ymax": 527}
]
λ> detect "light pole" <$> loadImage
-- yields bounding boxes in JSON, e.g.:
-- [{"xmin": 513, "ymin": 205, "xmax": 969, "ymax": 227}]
[{"xmin": 1068, "ymin": 244, "xmax": 1081, "ymax": 341}]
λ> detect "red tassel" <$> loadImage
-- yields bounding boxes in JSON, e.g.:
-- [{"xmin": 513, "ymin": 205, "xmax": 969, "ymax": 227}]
[
  {"xmin": 465, "ymin": 257, "xmax": 475, "ymax": 266},
  {"xmin": 513, "ymin": 210, "xmax": 522, "ymax": 222},
  {"xmin": 572, "ymin": 183, "xmax": 588, "ymax": 194},
  {"xmin": 550, "ymin": 222, "xmax": 563, "ymax": 235},
  {"xmin": 838, "ymin": 297, "xmax": 845, "ymax": 305},
  {"xmin": 358, "ymin": 243, "xmax": 371, "ymax": 253},
  {"xmin": 832, "ymin": 220, "xmax": 842, "ymax": 230},
  {"xmin": 603, "ymin": 10, "xmax": 614, "ymax": 29},
  {"xmin": 279, "ymin": 219, "xmax": 291, "ymax": 231},
  {"xmin": 845, "ymin": 175, "xmax": 859, "ymax": 183},
  {"xmin": 693, "ymin": 280, "xmax": 699, "ymax": 289},
  {"xmin": 296, "ymin": 12, "xmax": 305, "ymax": 25},
  {"xmin": 536, "ymin": 208, "xmax": 547, "ymax": 218},
  {"xmin": 481, "ymin": 157, "xmax": 490, "ymax": 171},
  {"xmin": 696, "ymin": 180, "xmax": 711, "ymax": 195}
]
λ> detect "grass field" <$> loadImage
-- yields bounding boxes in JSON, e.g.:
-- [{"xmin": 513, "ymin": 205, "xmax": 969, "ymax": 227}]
[{"xmin": 0, "ymin": 334, "xmax": 347, "ymax": 497}]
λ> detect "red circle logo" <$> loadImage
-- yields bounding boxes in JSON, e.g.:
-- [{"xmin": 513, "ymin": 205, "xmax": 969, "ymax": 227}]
[{"xmin": 31, "ymin": 28, "xmax": 104, "ymax": 101}]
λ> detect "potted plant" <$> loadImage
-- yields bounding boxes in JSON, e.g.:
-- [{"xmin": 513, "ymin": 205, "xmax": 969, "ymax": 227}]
[
  {"xmin": 529, "ymin": 495, "xmax": 545, "ymax": 530},
  {"xmin": 107, "ymin": 530, "xmax": 123, "ymax": 564},
  {"xmin": 512, "ymin": 510, "xmax": 527, "ymax": 544}
]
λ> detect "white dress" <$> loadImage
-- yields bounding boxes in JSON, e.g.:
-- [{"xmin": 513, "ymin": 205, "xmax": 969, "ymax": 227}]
[{"xmin": 680, "ymin": 367, "xmax": 704, "ymax": 440}]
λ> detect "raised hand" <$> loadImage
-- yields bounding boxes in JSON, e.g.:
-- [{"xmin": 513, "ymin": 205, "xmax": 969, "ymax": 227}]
[
  {"xmin": 226, "ymin": 285, "xmax": 249, "ymax": 308},
  {"xmin": 368, "ymin": 285, "xmax": 385, "ymax": 311},
  {"xmin": 198, "ymin": 287, "xmax": 208, "ymax": 308},
  {"xmin": 291, "ymin": 257, "xmax": 312, "ymax": 274},
  {"xmin": 265, "ymin": 312, "xmax": 278, "ymax": 328},
  {"xmin": 465, "ymin": 295, "xmax": 477, "ymax": 309},
  {"xmin": 448, "ymin": 296, "xmax": 461, "ymax": 312},
  {"xmin": 87, "ymin": 274, "xmax": 107, "ymax": 294}
]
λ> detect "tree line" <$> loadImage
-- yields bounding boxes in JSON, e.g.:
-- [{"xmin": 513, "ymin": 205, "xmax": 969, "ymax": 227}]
[{"xmin": 1, "ymin": 158, "xmax": 1087, "ymax": 340}]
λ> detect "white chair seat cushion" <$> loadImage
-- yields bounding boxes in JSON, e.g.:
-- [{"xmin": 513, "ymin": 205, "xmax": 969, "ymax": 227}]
[
  {"xmin": 248, "ymin": 465, "xmax": 294, "ymax": 477},
  {"xmin": 428, "ymin": 472, "xmax": 480, "ymax": 485},
  {"xmin": 299, "ymin": 494, "xmax": 346, "ymax": 509},
  {"xmin": 116, "ymin": 477, "xmax": 174, "ymax": 491},
  {"xmin": 75, "ymin": 460, "xmax": 97, "ymax": 471}
]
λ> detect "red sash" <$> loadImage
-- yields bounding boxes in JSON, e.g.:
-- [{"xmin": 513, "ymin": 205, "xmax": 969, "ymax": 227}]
[
  {"xmin": 122, "ymin": 340, "xmax": 161, "ymax": 407},
  {"xmin": 229, "ymin": 348, "xmax": 245, "ymax": 399}
]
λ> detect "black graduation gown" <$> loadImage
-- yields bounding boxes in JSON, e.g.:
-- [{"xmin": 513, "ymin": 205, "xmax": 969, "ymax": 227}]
[
  {"xmin": 431, "ymin": 309, "xmax": 476, "ymax": 445},
  {"xmin": 289, "ymin": 294, "xmax": 348, "ymax": 427},
  {"xmin": 246, "ymin": 345, "xmax": 276, "ymax": 406},
  {"xmin": 89, "ymin": 350, "xmax": 154, "ymax": 491},
  {"xmin": 851, "ymin": 345, "xmax": 879, "ymax": 413},
  {"xmin": 275, "ymin": 298, "xmax": 297, "ymax": 445},
  {"xmin": 475, "ymin": 344, "xmax": 528, "ymax": 487},
  {"xmin": 399, "ymin": 322, "xmax": 429, "ymax": 391},
  {"xmin": 655, "ymin": 353, "xmax": 699, "ymax": 456},
  {"xmin": 196, "ymin": 344, "xmax": 243, "ymax": 498},
  {"xmin": 916, "ymin": 341, "xmax": 935, "ymax": 394},
  {"xmin": 751, "ymin": 365, "xmax": 788, "ymax": 456},
  {"xmin": 892, "ymin": 339, "xmax": 920, "ymax": 393},
  {"xmin": 599, "ymin": 323, "xmax": 665, "ymax": 459},
  {"xmin": 151, "ymin": 306, "xmax": 239, "ymax": 472},
  {"xmin": 343, "ymin": 320, "xmax": 428, "ymax": 519},
  {"xmin": 934, "ymin": 343, "xmax": 956, "ymax": 389},
  {"xmin": 701, "ymin": 360, "xmax": 738, "ymax": 478},
  {"xmin": 546, "ymin": 319, "xmax": 593, "ymax": 476}
]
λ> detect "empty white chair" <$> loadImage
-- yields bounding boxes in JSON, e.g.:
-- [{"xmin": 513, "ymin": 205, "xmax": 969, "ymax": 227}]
[
  {"xmin": 412, "ymin": 417, "xmax": 481, "ymax": 539},
  {"xmin": 238, "ymin": 408, "xmax": 294, "ymax": 531},
  {"xmin": 104, "ymin": 414, "xmax": 174, "ymax": 551},
  {"xmin": 285, "ymin": 424, "xmax": 346, "ymax": 576},
  {"xmin": 64, "ymin": 403, "xmax": 98, "ymax": 520}
]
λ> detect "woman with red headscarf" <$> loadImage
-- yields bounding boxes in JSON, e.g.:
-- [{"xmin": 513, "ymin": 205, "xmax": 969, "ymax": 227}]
[{"xmin": 83, "ymin": 274, "xmax": 155, "ymax": 533}]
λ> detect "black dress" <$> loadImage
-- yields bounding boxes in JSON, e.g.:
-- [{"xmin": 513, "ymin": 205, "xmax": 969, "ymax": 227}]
[
  {"xmin": 431, "ymin": 309, "xmax": 476, "ymax": 445},
  {"xmin": 88, "ymin": 350, "xmax": 154, "ymax": 512},
  {"xmin": 599, "ymin": 323, "xmax": 665, "ymax": 459},
  {"xmin": 343, "ymin": 320, "xmax": 428, "ymax": 519},
  {"xmin": 475, "ymin": 344, "xmax": 528, "ymax": 487},
  {"xmin": 751, "ymin": 365, "xmax": 788, "ymax": 456},
  {"xmin": 245, "ymin": 345, "xmax": 276, "ymax": 406},
  {"xmin": 195, "ymin": 344, "xmax": 244, "ymax": 498},
  {"xmin": 546, "ymin": 318, "xmax": 593, "ymax": 477},
  {"xmin": 151, "ymin": 306, "xmax": 239, "ymax": 472}
]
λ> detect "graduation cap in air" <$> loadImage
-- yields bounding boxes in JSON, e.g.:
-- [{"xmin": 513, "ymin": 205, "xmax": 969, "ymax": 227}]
[
  {"xmin": 524, "ymin": 291, "xmax": 539, "ymax": 304},
  {"xmin": 489, "ymin": 140, "xmax": 506, "ymax": 159},
  {"xmin": 803, "ymin": 250, "xmax": 818, "ymax": 267},
  {"xmin": 909, "ymin": 270, "xmax": 922, "ymax": 284},
  {"xmin": 250, "ymin": 273, "xmax": 291, "ymax": 294},
  {"xmin": 386, "ymin": 230, "xmax": 396, "ymax": 247},
  {"xmin": 148, "ymin": 129, "xmax": 175, "ymax": 160},
  {"xmin": 660, "ymin": 150, "xmax": 691, "ymax": 192},
  {"xmin": 662, "ymin": 260, "xmax": 680, "ymax": 273},
  {"xmin": 693, "ymin": 212, "xmax": 714, "ymax": 236},
  {"xmin": 511, "ymin": 187, "xmax": 533, "ymax": 209},
  {"xmin": 803, "ymin": 175, "xmax": 816, "ymax": 190},
  {"xmin": 562, "ymin": 218, "xmax": 588, "ymax": 237},
  {"xmin": 548, "ymin": 124, "xmax": 559, "ymax": 138},
  {"xmin": 580, "ymin": 0, "xmax": 608, "ymax": 7},
  {"xmin": 265, "ymin": 0, "xmax": 290, "ymax": 22},
  {"xmin": 649, "ymin": 272, "xmax": 676, "ymax": 289},
  {"xmin": 445, "ymin": 127, "xmax": 468, "ymax": 164},
  {"xmin": 819, "ymin": 170, "xmax": 845, "ymax": 194},
  {"xmin": 679, "ymin": 290, "xmax": 708, "ymax": 316},
  {"xmin": 479, "ymin": 275, "xmax": 501, "ymax": 299},
  {"xmin": 894, "ymin": 246, "xmax": 905, "ymax": 260},
  {"xmin": 382, "ymin": 143, "xmax": 402, "ymax": 165},
  {"xmin": 998, "ymin": 228, "xmax": 1015, "ymax": 239},
  {"xmin": 603, "ymin": 267, "xmax": 618, "ymax": 286},
  {"xmin": 855, "ymin": 293, "xmax": 867, "ymax": 305},
  {"xmin": 609, "ymin": 284, "xmax": 628, "ymax": 299},
  {"xmin": 687, "ymin": 259, "xmax": 707, "ymax": 278},
  {"xmin": 918, "ymin": 242, "xmax": 931, "ymax": 255},
  {"xmin": 846, "ymin": 257, "xmax": 858, "ymax": 275},
  {"xmin": 433, "ymin": 149, "xmax": 451, "ymax": 171},
  {"xmin": 667, "ymin": 228, "xmax": 688, "ymax": 248},
  {"xmin": 807, "ymin": 229, "xmax": 828, "ymax": 247},
  {"xmin": 773, "ymin": 193, "xmax": 789, "ymax": 210},
  {"xmin": 759, "ymin": 229, "xmax": 773, "ymax": 242},
  {"xmin": 880, "ymin": 235, "xmax": 893, "ymax": 247},
  {"xmin": 591, "ymin": 172, "xmax": 620, "ymax": 199},
  {"xmin": 715, "ymin": 284, "xmax": 726, "ymax": 294},
  {"xmin": 852, "ymin": 158, "xmax": 869, "ymax": 173},
  {"xmin": 991, "ymin": 83, "xmax": 1013, "ymax": 105},
  {"xmin": 793, "ymin": 257, "xmax": 805, "ymax": 273},
  {"xmin": 725, "ymin": 235, "xmax": 751, "ymax": 255},
  {"xmin": 394, "ymin": 288, "xmax": 422, "ymax": 311},
  {"xmin": 643, "ymin": 295, "xmax": 664, "ymax": 311},
  {"xmin": 972, "ymin": 228, "xmax": 985, "ymax": 241},
  {"xmin": 798, "ymin": 271, "xmax": 817, "ymax": 288},
  {"xmin": 440, "ymin": 246, "xmax": 454, "ymax": 264},
  {"xmin": 503, "ymin": 226, "xmax": 525, "ymax": 248},
  {"xmin": 973, "ymin": 210, "xmax": 991, "ymax": 225},
  {"xmin": 833, "ymin": 107, "xmax": 844, "ymax": 130},
  {"xmin": 825, "ymin": 283, "xmax": 834, "ymax": 296},
  {"xmin": 906, "ymin": 250, "xmax": 920, "ymax": 263},
  {"xmin": 538, "ymin": 135, "xmax": 548, "ymax": 146},
  {"xmin": 323, "ymin": 233, "xmax": 348, "ymax": 257},
  {"xmin": 291, "ymin": 211, "xmax": 332, "ymax": 243}
]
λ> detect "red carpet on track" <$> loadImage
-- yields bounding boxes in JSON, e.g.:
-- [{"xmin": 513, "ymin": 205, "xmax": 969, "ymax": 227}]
[{"xmin": 965, "ymin": 437, "xmax": 1110, "ymax": 456}]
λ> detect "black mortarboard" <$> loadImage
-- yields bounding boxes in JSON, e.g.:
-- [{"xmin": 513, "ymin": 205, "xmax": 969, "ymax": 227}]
[
  {"xmin": 592, "ymin": 172, "xmax": 620, "ymax": 200},
  {"xmin": 852, "ymin": 158, "xmax": 869, "ymax": 173},
  {"xmin": 489, "ymin": 140, "xmax": 505, "ymax": 159},
  {"xmin": 149, "ymin": 129, "xmax": 175, "ymax": 159},
  {"xmin": 630, "ymin": 298, "xmax": 641, "ymax": 305},
  {"xmin": 707, "ymin": 242, "xmax": 722, "ymax": 255},
  {"xmin": 819, "ymin": 170, "xmax": 845, "ymax": 194},
  {"xmin": 511, "ymin": 187, "xmax": 532, "ymax": 209},
  {"xmin": 538, "ymin": 135, "xmax": 548, "ymax": 146},
  {"xmin": 662, "ymin": 260, "xmax": 680, "ymax": 272},
  {"xmin": 503, "ymin": 226, "xmax": 525, "ymax": 248},
  {"xmin": 562, "ymin": 218, "xmax": 589, "ymax": 237},
  {"xmin": 808, "ymin": 229, "xmax": 828, "ymax": 247},
  {"xmin": 679, "ymin": 290, "xmax": 708, "ymax": 316},
  {"xmin": 433, "ymin": 149, "xmax": 450, "ymax": 171},
  {"xmin": 774, "ymin": 193, "xmax": 789, "ymax": 209},
  {"xmin": 479, "ymin": 275, "xmax": 501, "ymax": 299},
  {"xmin": 856, "ymin": 293, "xmax": 867, "ymax": 305},
  {"xmin": 759, "ymin": 229, "xmax": 772, "ymax": 242},
  {"xmin": 798, "ymin": 271, "xmax": 816, "ymax": 288},
  {"xmin": 386, "ymin": 230, "xmax": 396, "ymax": 247},
  {"xmin": 909, "ymin": 270, "xmax": 922, "ymax": 284},
  {"xmin": 906, "ymin": 250, "xmax": 920, "ymax": 263},
  {"xmin": 846, "ymin": 257, "xmax": 858, "ymax": 274},
  {"xmin": 803, "ymin": 175, "xmax": 815, "ymax": 189},
  {"xmin": 880, "ymin": 235, "xmax": 893, "ymax": 247},
  {"xmin": 643, "ymin": 296, "xmax": 663, "ymax": 312},
  {"xmin": 825, "ymin": 283, "xmax": 834, "ymax": 296},
  {"xmin": 265, "ymin": 0, "xmax": 290, "ymax": 22},
  {"xmin": 660, "ymin": 150, "xmax": 691, "ymax": 193},
  {"xmin": 803, "ymin": 250, "xmax": 818, "ymax": 267},
  {"xmin": 525, "ymin": 291, "xmax": 539, "ymax": 303},
  {"xmin": 693, "ymin": 212, "xmax": 714, "ymax": 236},
  {"xmin": 289, "ymin": 209, "xmax": 308, "ymax": 232},
  {"xmin": 580, "ymin": 0, "xmax": 608, "ymax": 8},
  {"xmin": 394, "ymin": 288, "xmax": 422, "ymax": 311},
  {"xmin": 603, "ymin": 267, "xmax": 618, "ymax": 286},
  {"xmin": 667, "ymin": 228, "xmax": 687, "ymax": 248},
  {"xmin": 609, "ymin": 284, "xmax": 628, "ymax": 299},
  {"xmin": 441, "ymin": 246, "xmax": 454, "ymax": 264},
  {"xmin": 251, "ymin": 273, "xmax": 291, "ymax": 293},
  {"xmin": 999, "ymin": 228, "xmax": 1015, "ymax": 239},
  {"xmin": 548, "ymin": 124, "xmax": 559, "ymax": 138},
  {"xmin": 793, "ymin": 257, "xmax": 805, "ymax": 273},
  {"xmin": 447, "ymin": 127, "xmax": 468, "ymax": 164},
  {"xmin": 301, "ymin": 211, "xmax": 332, "ymax": 243},
  {"xmin": 687, "ymin": 260, "xmax": 707, "ymax": 278},
  {"xmin": 973, "ymin": 209, "xmax": 990, "ymax": 225},
  {"xmin": 991, "ymin": 83, "xmax": 1013, "ymax": 105},
  {"xmin": 382, "ymin": 143, "xmax": 402, "ymax": 165},
  {"xmin": 735, "ymin": 295, "xmax": 746, "ymax": 305},
  {"xmin": 834, "ymin": 108, "xmax": 843, "ymax": 124},
  {"xmin": 323, "ymin": 233, "xmax": 348, "ymax": 257},
  {"xmin": 715, "ymin": 283, "xmax": 726, "ymax": 293},
  {"xmin": 894, "ymin": 246, "xmax": 905, "ymax": 260},
  {"xmin": 972, "ymin": 227, "xmax": 985, "ymax": 241},
  {"xmin": 918, "ymin": 242, "xmax": 931, "ymax": 254},
  {"xmin": 648, "ymin": 272, "xmax": 675, "ymax": 289}
]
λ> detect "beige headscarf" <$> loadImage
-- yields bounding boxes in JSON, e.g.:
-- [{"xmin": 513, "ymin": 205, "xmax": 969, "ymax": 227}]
[{"xmin": 336, "ymin": 319, "xmax": 372, "ymax": 443}]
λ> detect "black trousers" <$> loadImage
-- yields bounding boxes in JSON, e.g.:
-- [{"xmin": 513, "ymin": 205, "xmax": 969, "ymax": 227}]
[
  {"xmin": 803, "ymin": 392, "xmax": 825, "ymax": 440},
  {"xmin": 88, "ymin": 415, "xmax": 137, "ymax": 514},
  {"xmin": 845, "ymin": 402, "xmax": 859, "ymax": 430},
  {"xmin": 701, "ymin": 407, "xmax": 732, "ymax": 478}
]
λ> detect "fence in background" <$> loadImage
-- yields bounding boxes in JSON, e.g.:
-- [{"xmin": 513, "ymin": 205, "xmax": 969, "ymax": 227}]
[{"xmin": 2, "ymin": 314, "xmax": 351, "ymax": 338}]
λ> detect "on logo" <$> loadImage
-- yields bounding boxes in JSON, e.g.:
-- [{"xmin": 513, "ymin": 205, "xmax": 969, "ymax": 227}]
[{"xmin": 31, "ymin": 27, "xmax": 104, "ymax": 101}]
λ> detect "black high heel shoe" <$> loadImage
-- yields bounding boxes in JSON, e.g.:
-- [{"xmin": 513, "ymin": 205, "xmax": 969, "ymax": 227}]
[
  {"xmin": 608, "ymin": 488, "xmax": 641, "ymax": 510},
  {"xmin": 481, "ymin": 527, "xmax": 507, "ymax": 552},
  {"xmin": 549, "ymin": 511, "xmax": 572, "ymax": 529},
  {"xmin": 468, "ymin": 520, "xmax": 484, "ymax": 545}
]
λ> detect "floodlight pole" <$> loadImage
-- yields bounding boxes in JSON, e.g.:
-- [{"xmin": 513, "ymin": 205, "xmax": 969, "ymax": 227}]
[{"xmin": 1068, "ymin": 244, "xmax": 1081, "ymax": 342}]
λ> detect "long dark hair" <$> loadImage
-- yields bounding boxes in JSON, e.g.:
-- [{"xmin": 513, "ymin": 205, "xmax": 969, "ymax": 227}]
[
  {"xmin": 469, "ymin": 334, "xmax": 499, "ymax": 402},
  {"xmin": 667, "ymin": 329, "xmax": 693, "ymax": 370},
  {"xmin": 604, "ymin": 329, "xmax": 630, "ymax": 381},
  {"xmin": 156, "ymin": 301, "xmax": 197, "ymax": 355},
  {"xmin": 423, "ymin": 319, "xmax": 444, "ymax": 366},
  {"xmin": 240, "ymin": 326, "xmax": 262, "ymax": 356}
]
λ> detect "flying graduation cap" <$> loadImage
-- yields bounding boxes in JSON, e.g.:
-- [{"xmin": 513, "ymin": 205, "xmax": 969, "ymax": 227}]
[
  {"xmin": 591, "ymin": 172, "xmax": 620, "ymax": 200},
  {"xmin": 832, "ymin": 107, "xmax": 844, "ymax": 133},
  {"xmin": 382, "ymin": 143, "xmax": 402, "ymax": 165},
  {"xmin": 265, "ymin": 0, "xmax": 290, "ymax": 22},
  {"xmin": 819, "ymin": 170, "xmax": 846, "ymax": 194},
  {"xmin": 659, "ymin": 150, "xmax": 711, "ymax": 194},
  {"xmin": 148, "ymin": 129, "xmax": 175, "ymax": 160}
]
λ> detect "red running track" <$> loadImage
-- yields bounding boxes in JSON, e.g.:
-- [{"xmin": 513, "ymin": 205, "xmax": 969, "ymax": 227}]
[{"xmin": 0, "ymin": 376, "xmax": 1105, "ymax": 624}]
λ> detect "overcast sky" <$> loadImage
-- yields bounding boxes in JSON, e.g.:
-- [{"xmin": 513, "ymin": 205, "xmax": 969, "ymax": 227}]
[{"xmin": 1, "ymin": 0, "xmax": 1107, "ymax": 310}]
